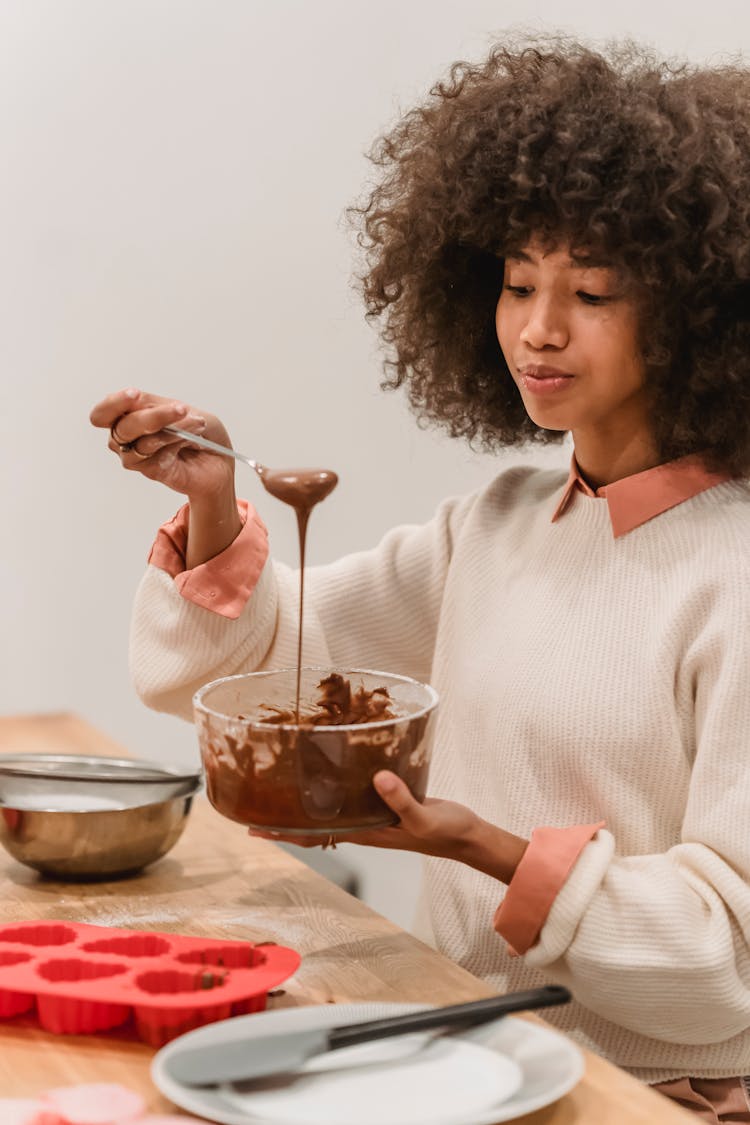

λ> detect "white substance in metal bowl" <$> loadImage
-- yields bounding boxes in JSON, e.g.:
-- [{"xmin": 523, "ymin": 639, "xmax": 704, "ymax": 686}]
[{"xmin": 0, "ymin": 754, "xmax": 202, "ymax": 880}]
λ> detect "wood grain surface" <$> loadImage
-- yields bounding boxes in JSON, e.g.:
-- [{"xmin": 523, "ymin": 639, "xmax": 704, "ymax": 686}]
[{"xmin": 0, "ymin": 713, "xmax": 692, "ymax": 1122}]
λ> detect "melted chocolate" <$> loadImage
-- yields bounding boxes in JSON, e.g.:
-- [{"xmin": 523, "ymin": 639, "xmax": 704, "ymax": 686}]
[
  {"xmin": 260, "ymin": 468, "xmax": 338, "ymax": 510},
  {"xmin": 258, "ymin": 466, "xmax": 338, "ymax": 719},
  {"xmin": 257, "ymin": 673, "xmax": 397, "ymax": 727}
]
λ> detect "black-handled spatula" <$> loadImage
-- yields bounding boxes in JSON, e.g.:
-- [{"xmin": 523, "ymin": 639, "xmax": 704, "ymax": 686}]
[{"xmin": 166, "ymin": 984, "xmax": 571, "ymax": 1088}]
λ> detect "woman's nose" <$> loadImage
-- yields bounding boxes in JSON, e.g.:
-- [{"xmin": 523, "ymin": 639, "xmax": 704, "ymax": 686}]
[{"xmin": 519, "ymin": 296, "xmax": 569, "ymax": 350}]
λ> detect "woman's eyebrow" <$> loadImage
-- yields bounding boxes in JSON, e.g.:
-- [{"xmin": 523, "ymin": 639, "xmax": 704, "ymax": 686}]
[
  {"xmin": 570, "ymin": 254, "xmax": 614, "ymax": 270},
  {"xmin": 505, "ymin": 249, "xmax": 614, "ymax": 270}
]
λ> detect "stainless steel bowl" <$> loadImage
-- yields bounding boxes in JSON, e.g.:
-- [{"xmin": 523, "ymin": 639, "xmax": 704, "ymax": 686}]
[{"xmin": 0, "ymin": 754, "xmax": 202, "ymax": 880}]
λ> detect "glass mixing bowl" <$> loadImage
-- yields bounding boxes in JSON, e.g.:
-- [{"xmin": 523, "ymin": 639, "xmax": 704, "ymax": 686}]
[{"xmin": 193, "ymin": 668, "xmax": 438, "ymax": 835}]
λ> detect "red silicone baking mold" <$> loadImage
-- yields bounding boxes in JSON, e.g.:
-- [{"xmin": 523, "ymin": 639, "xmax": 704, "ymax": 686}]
[{"xmin": 0, "ymin": 920, "xmax": 300, "ymax": 1046}]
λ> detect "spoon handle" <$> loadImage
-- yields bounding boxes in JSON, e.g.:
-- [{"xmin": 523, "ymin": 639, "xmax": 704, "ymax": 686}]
[{"xmin": 163, "ymin": 426, "xmax": 264, "ymax": 475}]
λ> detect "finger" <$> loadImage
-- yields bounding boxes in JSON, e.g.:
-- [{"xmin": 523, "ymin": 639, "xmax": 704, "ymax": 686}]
[
  {"xmin": 90, "ymin": 388, "xmax": 192, "ymax": 432},
  {"xmin": 372, "ymin": 771, "xmax": 429, "ymax": 832},
  {"xmin": 107, "ymin": 406, "xmax": 208, "ymax": 468},
  {"xmin": 127, "ymin": 412, "xmax": 208, "ymax": 459},
  {"xmin": 89, "ymin": 387, "xmax": 146, "ymax": 428},
  {"xmin": 108, "ymin": 400, "xmax": 191, "ymax": 447}
]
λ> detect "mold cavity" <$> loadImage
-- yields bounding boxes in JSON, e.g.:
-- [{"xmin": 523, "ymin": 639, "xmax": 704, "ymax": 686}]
[
  {"xmin": 135, "ymin": 968, "xmax": 230, "ymax": 994},
  {"xmin": 0, "ymin": 923, "xmax": 77, "ymax": 947},
  {"xmin": 176, "ymin": 944, "xmax": 266, "ymax": 970},
  {"xmin": 37, "ymin": 959, "xmax": 127, "ymax": 983},
  {"xmin": 0, "ymin": 951, "xmax": 32, "ymax": 968},
  {"xmin": 81, "ymin": 935, "xmax": 171, "ymax": 958}
]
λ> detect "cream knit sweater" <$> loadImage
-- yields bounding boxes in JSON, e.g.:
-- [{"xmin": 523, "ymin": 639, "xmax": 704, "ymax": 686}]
[{"xmin": 130, "ymin": 466, "xmax": 750, "ymax": 1082}]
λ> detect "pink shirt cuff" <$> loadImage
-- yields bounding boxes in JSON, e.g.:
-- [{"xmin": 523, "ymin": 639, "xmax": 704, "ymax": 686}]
[
  {"xmin": 493, "ymin": 821, "xmax": 605, "ymax": 955},
  {"xmin": 147, "ymin": 498, "xmax": 269, "ymax": 620}
]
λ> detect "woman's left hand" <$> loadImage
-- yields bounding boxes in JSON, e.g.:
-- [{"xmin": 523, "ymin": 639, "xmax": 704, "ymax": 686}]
[{"xmin": 248, "ymin": 771, "xmax": 528, "ymax": 882}]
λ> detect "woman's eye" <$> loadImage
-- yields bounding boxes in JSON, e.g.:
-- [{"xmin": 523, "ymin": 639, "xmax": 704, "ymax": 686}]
[
  {"xmin": 577, "ymin": 290, "xmax": 610, "ymax": 305},
  {"xmin": 503, "ymin": 284, "xmax": 532, "ymax": 297}
]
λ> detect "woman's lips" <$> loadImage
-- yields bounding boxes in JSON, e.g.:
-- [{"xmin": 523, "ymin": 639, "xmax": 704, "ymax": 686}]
[{"xmin": 519, "ymin": 368, "xmax": 575, "ymax": 396}]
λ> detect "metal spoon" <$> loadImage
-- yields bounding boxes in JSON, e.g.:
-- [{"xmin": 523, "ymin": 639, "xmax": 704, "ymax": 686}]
[{"xmin": 164, "ymin": 425, "xmax": 264, "ymax": 475}]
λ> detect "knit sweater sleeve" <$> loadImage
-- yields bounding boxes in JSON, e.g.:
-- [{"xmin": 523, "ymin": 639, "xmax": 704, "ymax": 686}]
[
  {"xmin": 129, "ymin": 492, "xmax": 474, "ymax": 722},
  {"xmin": 520, "ymin": 570, "xmax": 750, "ymax": 1046}
]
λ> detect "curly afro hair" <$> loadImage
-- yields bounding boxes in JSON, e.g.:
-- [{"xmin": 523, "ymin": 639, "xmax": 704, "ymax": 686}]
[{"xmin": 351, "ymin": 36, "xmax": 750, "ymax": 474}]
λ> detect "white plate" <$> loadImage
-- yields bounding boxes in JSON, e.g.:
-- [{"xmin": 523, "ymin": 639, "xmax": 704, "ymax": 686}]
[{"xmin": 152, "ymin": 1002, "xmax": 584, "ymax": 1125}]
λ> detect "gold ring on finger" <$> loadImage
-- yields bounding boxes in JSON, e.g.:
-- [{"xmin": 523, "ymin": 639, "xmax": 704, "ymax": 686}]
[
  {"xmin": 110, "ymin": 418, "xmax": 130, "ymax": 446},
  {"xmin": 111, "ymin": 418, "xmax": 148, "ymax": 459}
]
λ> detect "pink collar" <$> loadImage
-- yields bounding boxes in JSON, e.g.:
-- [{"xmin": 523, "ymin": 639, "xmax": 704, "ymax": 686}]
[{"xmin": 551, "ymin": 454, "xmax": 733, "ymax": 537}]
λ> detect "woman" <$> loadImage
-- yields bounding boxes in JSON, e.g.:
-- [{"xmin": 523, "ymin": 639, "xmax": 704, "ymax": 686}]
[{"xmin": 91, "ymin": 39, "xmax": 750, "ymax": 1120}]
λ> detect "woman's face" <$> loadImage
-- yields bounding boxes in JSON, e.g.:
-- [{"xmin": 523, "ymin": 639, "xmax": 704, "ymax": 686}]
[{"xmin": 495, "ymin": 238, "xmax": 651, "ymax": 451}]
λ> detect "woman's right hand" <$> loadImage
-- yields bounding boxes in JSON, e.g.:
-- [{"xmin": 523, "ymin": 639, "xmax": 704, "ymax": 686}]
[{"xmin": 89, "ymin": 388, "xmax": 236, "ymax": 502}]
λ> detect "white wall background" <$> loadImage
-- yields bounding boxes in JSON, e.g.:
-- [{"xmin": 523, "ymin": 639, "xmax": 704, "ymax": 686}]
[{"xmin": 2, "ymin": 0, "xmax": 748, "ymax": 928}]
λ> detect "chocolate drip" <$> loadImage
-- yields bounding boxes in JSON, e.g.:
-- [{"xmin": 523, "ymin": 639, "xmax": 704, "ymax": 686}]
[{"xmin": 259, "ymin": 467, "xmax": 338, "ymax": 720}]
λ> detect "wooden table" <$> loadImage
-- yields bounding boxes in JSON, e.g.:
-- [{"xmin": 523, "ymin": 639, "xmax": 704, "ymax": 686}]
[{"xmin": 0, "ymin": 714, "xmax": 692, "ymax": 1123}]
